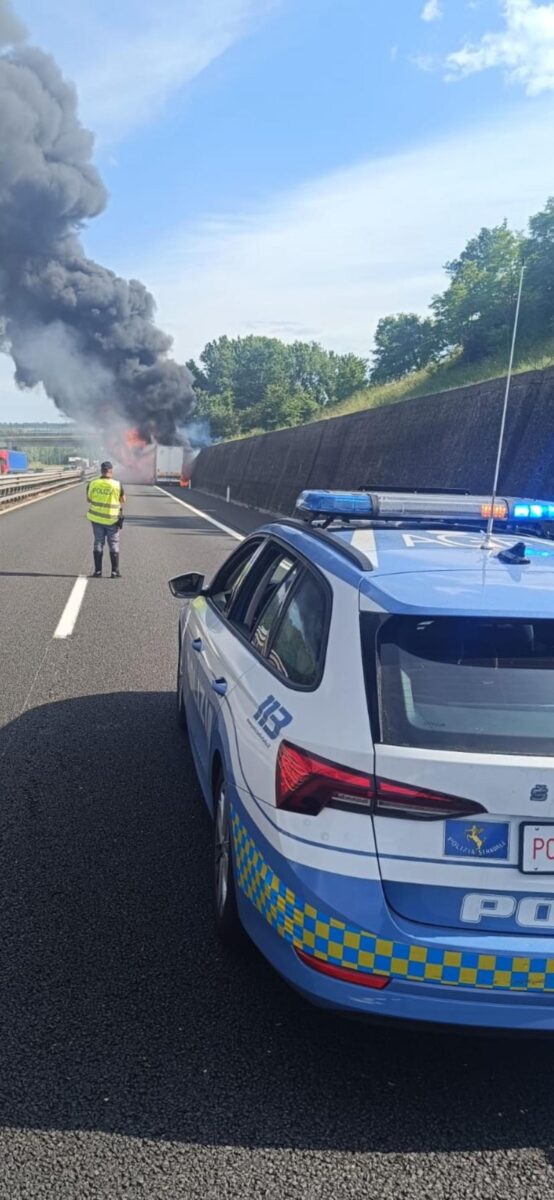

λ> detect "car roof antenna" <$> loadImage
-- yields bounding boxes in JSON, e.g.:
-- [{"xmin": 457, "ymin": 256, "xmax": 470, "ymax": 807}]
[{"xmin": 481, "ymin": 263, "xmax": 525, "ymax": 551}]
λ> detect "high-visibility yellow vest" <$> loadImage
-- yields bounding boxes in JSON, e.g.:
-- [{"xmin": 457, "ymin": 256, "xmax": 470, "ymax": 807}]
[{"xmin": 87, "ymin": 477, "xmax": 122, "ymax": 526}]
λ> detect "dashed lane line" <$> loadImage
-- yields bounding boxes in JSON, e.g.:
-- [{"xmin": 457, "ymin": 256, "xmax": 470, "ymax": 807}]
[{"xmin": 53, "ymin": 575, "xmax": 89, "ymax": 639}]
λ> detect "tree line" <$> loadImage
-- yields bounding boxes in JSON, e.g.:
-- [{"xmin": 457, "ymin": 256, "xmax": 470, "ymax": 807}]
[
  {"xmin": 186, "ymin": 338, "xmax": 368, "ymax": 439},
  {"xmin": 372, "ymin": 198, "xmax": 554, "ymax": 383},
  {"xmin": 186, "ymin": 196, "xmax": 554, "ymax": 439}
]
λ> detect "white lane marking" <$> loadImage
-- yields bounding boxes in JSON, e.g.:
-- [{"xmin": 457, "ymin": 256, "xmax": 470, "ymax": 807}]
[
  {"xmin": 0, "ymin": 480, "xmax": 84, "ymax": 518},
  {"xmin": 155, "ymin": 486, "xmax": 244, "ymax": 541},
  {"xmin": 53, "ymin": 576, "xmax": 88, "ymax": 639}
]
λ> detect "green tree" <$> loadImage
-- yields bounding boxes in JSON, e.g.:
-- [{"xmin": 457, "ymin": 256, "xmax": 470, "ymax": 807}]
[
  {"xmin": 287, "ymin": 341, "xmax": 335, "ymax": 403},
  {"xmin": 371, "ymin": 313, "xmax": 440, "ymax": 383},
  {"xmin": 185, "ymin": 358, "xmax": 210, "ymax": 392},
  {"xmin": 186, "ymin": 335, "xmax": 368, "ymax": 437},
  {"xmin": 188, "ymin": 336, "xmax": 236, "ymax": 397},
  {"xmin": 523, "ymin": 197, "xmax": 554, "ymax": 332},
  {"xmin": 231, "ymin": 337, "xmax": 290, "ymax": 411},
  {"xmin": 332, "ymin": 351, "xmax": 368, "ymax": 402},
  {"xmin": 432, "ymin": 222, "xmax": 523, "ymax": 361},
  {"xmin": 252, "ymin": 385, "xmax": 320, "ymax": 431},
  {"xmin": 194, "ymin": 390, "xmax": 240, "ymax": 440}
]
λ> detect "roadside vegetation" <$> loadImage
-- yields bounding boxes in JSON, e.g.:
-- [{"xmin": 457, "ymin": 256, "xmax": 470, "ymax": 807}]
[
  {"xmin": 186, "ymin": 196, "xmax": 554, "ymax": 439},
  {"xmin": 325, "ymin": 334, "xmax": 554, "ymax": 420}
]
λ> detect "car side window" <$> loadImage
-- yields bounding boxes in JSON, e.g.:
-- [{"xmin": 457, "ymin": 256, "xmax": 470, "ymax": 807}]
[
  {"xmin": 268, "ymin": 572, "xmax": 327, "ymax": 687},
  {"xmin": 209, "ymin": 539, "xmax": 264, "ymax": 617},
  {"xmin": 249, "ymin": 557, "xmax": 300, "ymax": 656}
]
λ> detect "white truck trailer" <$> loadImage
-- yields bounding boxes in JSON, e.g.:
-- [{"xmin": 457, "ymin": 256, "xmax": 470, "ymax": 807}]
[{"xmin": 155, "ymin": 446, "xmax": 184, "ymax": 482}]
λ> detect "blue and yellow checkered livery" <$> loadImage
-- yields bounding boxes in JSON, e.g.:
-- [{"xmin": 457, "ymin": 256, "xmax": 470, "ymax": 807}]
[{"xmin": 232, "ymin": 811, "xmax": 554, "ymax": 994}]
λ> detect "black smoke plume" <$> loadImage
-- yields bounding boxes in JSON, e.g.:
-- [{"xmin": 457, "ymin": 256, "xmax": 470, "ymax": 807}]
[{"xmin": 0, "ymin": 0, "xmax": 195, "ymax": 444}]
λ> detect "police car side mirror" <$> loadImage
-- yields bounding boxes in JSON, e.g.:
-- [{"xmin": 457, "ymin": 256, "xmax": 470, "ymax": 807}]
[{"xmin": 168, "ymin": 572, "xmax": 205, "ymax": 599}]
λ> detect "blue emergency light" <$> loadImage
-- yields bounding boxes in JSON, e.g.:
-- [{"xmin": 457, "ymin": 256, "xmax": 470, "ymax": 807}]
[
  {"xmin": 512, "ymin": 501, "xmax": 554, "ymax": 520},
  {"xmin": 296, "ymin": 490, "xmax": 374, "ymax": 517},
  {"xmin": 296, "ymin": 489, "xmax": 554, "ymax": 525}
]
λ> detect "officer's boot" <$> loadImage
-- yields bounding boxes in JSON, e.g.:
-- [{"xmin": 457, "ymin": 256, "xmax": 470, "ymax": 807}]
[
  {"xmin": 110, "ymin": 551, "xmax": 121, "ymax": 578},
  {"xmin": 92, "ymin": 550, "xmax": 103, "ymax": 578}
]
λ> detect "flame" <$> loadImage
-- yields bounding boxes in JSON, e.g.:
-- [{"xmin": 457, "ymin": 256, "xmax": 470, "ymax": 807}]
[
  {"xmin": 103, "ymin": 426, "xmax": 152, "ymax": 471},
  {"xmin": 118, "ymin": 427, "xmax": 149, "ymax": 463},
  {"xmin": 99, "ymin": 422, "xmax": 156, "ymax": 483},
  {"xmin": 124, "ymin": 428, "xmax": 148, "ymax": 451},
  {"xmin": 97, "ymin": 414, "xmax": 194, "ymax": 486}
]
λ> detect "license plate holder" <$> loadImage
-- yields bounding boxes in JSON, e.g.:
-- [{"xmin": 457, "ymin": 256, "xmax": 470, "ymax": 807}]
[{"xmin": 520, "ymin": 824, "xmax": 554, "ymax": 874}]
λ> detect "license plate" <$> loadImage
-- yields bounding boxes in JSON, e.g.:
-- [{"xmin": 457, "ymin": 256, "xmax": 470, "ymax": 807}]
[{"xmin": 520, "ymin": 824, "xmax": 554, "ymax": 874}]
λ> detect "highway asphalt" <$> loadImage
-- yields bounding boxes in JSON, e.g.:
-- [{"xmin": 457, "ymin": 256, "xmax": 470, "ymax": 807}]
[{"xmin": 1, "ymin": 482, "xmax": 554, "ymax": 1199}]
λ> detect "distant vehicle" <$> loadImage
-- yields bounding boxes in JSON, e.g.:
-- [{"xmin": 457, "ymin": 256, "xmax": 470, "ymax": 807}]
[
  {"xmin": 170, "ymin": 487, "xmax": 554, "ymax": 1032},
  {"xmin": 67, "ymin": 456, "xmax": 90, "ymax": 471},
  {"xmin": 156, "ymin": 445, "xmax": 186, "ymax": 482},
  {"xmin": 0, "ymin": 449, "xmax": 28, "ymax": 475}
]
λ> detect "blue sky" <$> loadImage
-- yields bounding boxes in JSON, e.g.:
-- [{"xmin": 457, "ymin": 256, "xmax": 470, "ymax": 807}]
[{"xmin": 3, "ymin": 0, "xmax": 554, "ymax": 419}]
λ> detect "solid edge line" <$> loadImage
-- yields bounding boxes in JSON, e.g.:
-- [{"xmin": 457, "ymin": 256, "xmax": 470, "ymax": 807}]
[
  {"xmin": 53, "ymin": 575, "xmax": 89, "ymax": 640},
  {"xmin": 154, "ymin": 485, "xmax": 244, "ymax": 541},
  {"xmin": 0, "ymin": 480, "xmax": 84, "ymax": 518}
]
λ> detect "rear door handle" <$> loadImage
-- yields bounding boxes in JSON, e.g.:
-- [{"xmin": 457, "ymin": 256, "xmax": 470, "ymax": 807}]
[
  {"xmin": 211, "ymin": 678, "xmax": 228, "ymax": 697},
  {"xmin": 192, "ymin": 638, "xmax": 203, "ymax": 652}
]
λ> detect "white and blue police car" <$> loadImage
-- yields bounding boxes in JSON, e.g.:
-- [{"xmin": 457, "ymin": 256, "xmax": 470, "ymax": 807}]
[{"xmin": 169, "ymin": 488, "xmax": 554, "ymax": 1030}]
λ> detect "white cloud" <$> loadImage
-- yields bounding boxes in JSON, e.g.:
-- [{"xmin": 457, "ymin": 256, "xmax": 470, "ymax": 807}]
[
  {"xmin": 446, "ymin": 0, "xmax": 554, "ymax": 94},
  {"xmin": 421, "ymin": 0, "xmax": 443, "ymax": 20},
  {"xmin": 131, "ymin": 99, "xmax": 554, "ymax": 363},
  {"xmin": 17, "ymin": 0, "xmax": 280, "ymax": 143}
]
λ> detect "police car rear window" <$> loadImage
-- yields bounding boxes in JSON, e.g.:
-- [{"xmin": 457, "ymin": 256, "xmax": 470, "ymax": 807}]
[{"xmin": 376, "ymin": 616, "xmax": 554, "ymax": 755}]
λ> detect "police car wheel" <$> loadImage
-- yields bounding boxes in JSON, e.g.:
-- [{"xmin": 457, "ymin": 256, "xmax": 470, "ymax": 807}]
[
  {"xmin": 176, "ymin": 638, "xmax": 187, "ymax": 731},
  {"xmin": 214, "ymin": 771, "xmax": 243, "ymax": 947}
]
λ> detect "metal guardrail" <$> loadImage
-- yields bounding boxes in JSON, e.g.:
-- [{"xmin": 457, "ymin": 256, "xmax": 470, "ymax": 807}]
[{"xmin": 0, "ymin": 468, "xmax": 95, "ymax": 509}]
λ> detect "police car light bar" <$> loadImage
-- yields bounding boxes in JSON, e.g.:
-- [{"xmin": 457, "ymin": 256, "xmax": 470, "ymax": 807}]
[
  {"xmin": 512, "ymin": 501, "xmax": 554, "ymax": 520},
  {"xmin": 296, "ymin": 490, "xmax": 374, "ymax": 518},
  {"xmin": 296, "ymin": 490, "xmax": 554, "ymax": 524}
]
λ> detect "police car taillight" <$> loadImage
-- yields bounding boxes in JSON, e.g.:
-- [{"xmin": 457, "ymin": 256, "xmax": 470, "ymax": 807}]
[
  {"xmin": 374, "ymin": 779, "xmax": 486, "ymax": 821},
  {"xmin": 276, "ymin": 742, "xmax": 374, "ymax": 815},
  {"xmin": 276, "ymin": 743, "xmax": 486, "ymax": 820}
]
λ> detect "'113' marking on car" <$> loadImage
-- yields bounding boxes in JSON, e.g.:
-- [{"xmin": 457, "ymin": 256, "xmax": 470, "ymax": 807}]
[{"xmin": 252, "ymin": 696, "xmax": 293, "ymax": 741}]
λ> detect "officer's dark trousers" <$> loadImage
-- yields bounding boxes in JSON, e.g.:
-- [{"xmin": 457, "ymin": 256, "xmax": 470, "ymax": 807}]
[{"xmin": 91, "ymin": 522, "xmax": 120, "ymax": 553}]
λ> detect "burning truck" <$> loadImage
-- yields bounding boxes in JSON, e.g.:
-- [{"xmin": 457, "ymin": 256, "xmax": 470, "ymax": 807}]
[{"xmin": 104, "ymin": 428, "xmax": 194, "ymax": 487}]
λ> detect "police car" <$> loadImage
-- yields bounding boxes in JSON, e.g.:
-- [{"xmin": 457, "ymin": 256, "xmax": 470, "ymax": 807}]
[{"xmin": 169, "ymin": 488, "xmax": 554, "ymax": 1030}]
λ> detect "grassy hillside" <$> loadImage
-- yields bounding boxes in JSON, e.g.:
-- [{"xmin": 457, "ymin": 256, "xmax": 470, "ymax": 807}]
[
  {"xmin": 323, "ymin": 335, "xmax": 554, "ymax": 421},
  {"xmin": 231, "ymin": 335, "xmax": 554, "ymax": 443}
]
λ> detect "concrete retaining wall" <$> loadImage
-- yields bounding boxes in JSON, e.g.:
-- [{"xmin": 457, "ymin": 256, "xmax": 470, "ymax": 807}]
[{"xmin": 192, "ymin": 366, "xmax": 554, "ymax": 515}]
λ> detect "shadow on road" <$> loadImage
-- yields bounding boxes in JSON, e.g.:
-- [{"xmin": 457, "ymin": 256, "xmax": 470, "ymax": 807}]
[
  {"xmin": 125, "ymin": 515, "xmax": 227, "ymax": 532},
  {"xmin": 1, "ymin": 690, "xmax": 554, "ymax": 1156},
  {"xmin": 154, "ymin": 485, "xmax": 269, "ymax": 536},
  {"xmin": 0, "ymin": 572, "xmax": 81, "ymax": 579}
]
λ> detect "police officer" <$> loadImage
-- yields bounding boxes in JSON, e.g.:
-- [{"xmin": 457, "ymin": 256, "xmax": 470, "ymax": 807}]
[{"xmin": 87, "ymin": 461, "xmax": 126, "ymax": 578}]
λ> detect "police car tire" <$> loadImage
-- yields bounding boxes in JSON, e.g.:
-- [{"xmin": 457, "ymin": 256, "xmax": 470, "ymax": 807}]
[
  {"xmin": 213, "ymin": 769, "xmax": 243, "ymax": 948},
  {"xmin": 176, "ymin": 638, "xmax": 187, "ymax": 731}
]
